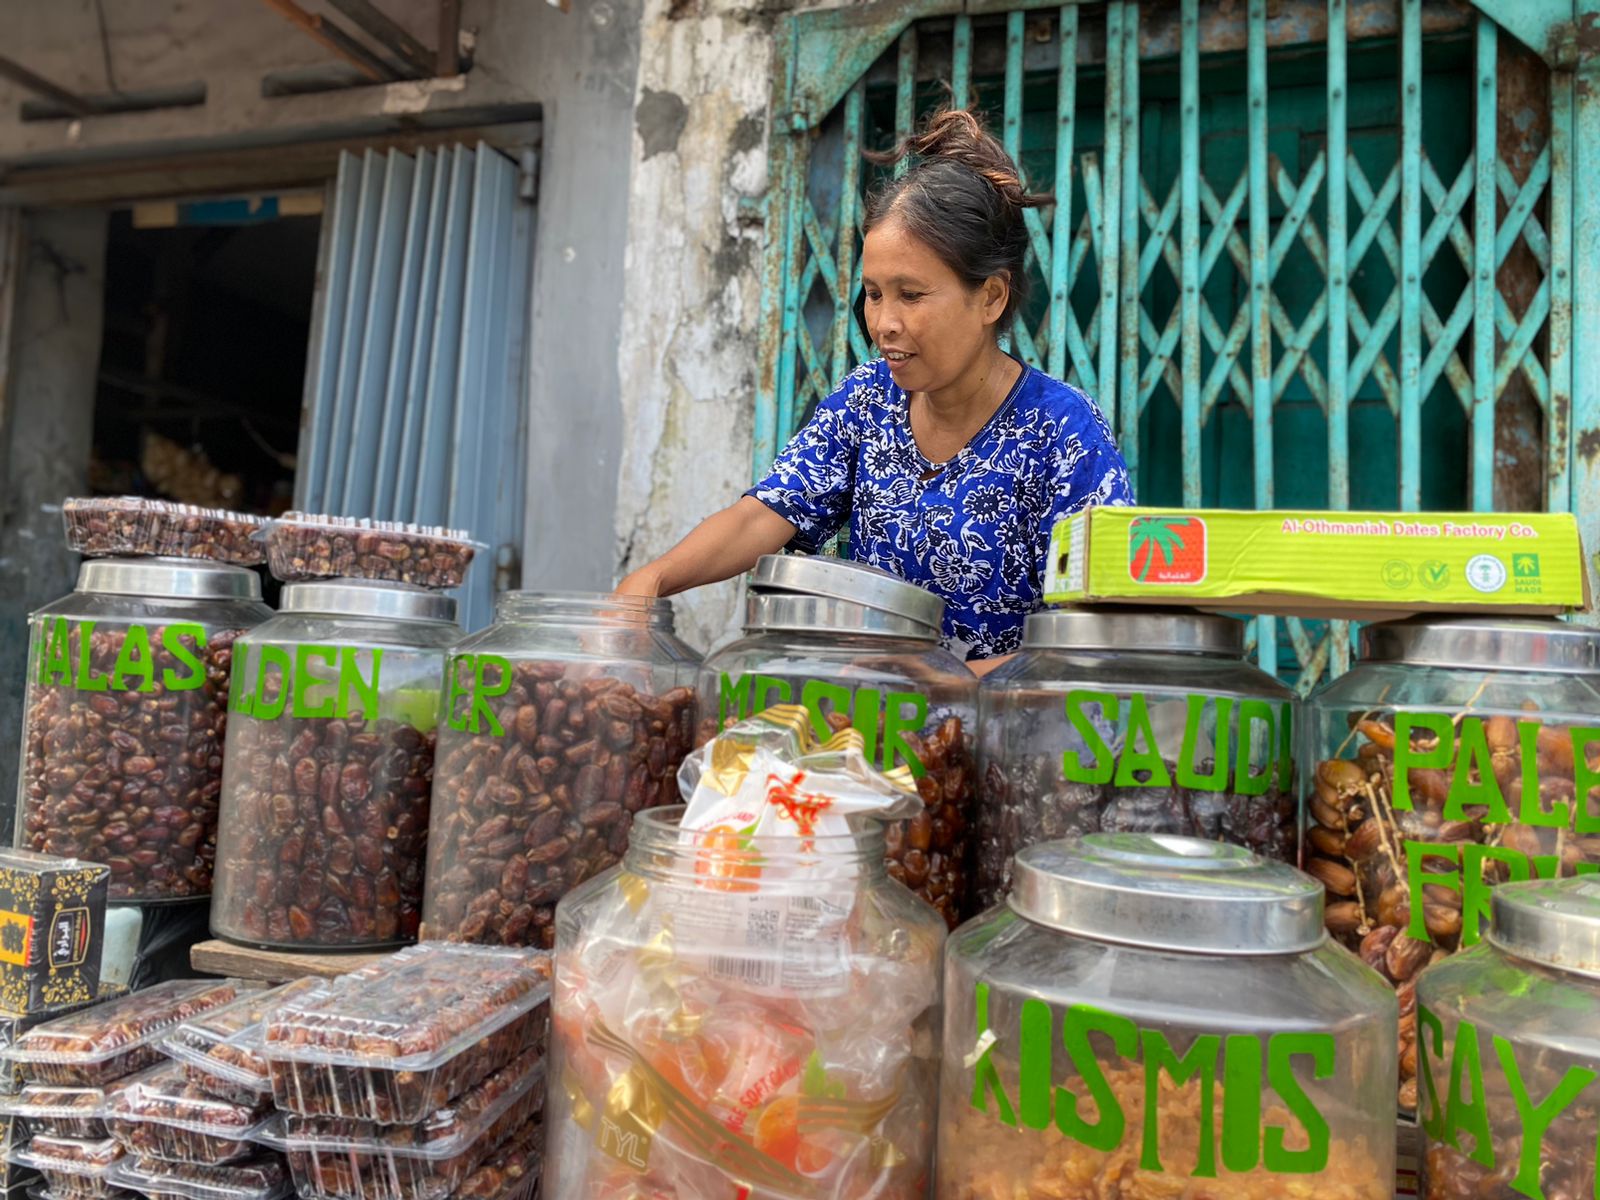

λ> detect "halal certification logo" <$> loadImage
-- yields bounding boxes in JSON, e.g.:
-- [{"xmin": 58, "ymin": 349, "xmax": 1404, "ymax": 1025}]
[
  {"xmin": 1381, "ymin": 560, "xmax": 1414, "ymax": 590},
  {"xmin": 1466, "ymin": 554, "xmax": 1508, "ymax": 594}
]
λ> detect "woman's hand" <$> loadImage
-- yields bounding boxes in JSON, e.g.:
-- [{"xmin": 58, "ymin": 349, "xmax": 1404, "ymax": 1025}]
[
  {"xmin": 616, "ymin": 497, "xmax": 797, "ymax": 598},
  {"xmin": 967, "ymin": 653, "xmax": 1014, "ymax": 678},
  {"xmin": 614, "ymin": 564, "xmax": 665, "ymax": 598}
]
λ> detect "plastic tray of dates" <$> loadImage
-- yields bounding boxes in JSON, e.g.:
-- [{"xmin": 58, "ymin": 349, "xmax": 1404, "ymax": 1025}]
[
  {"xmin": 10, "ymin": 1135, "xmax": 123, "ymax": 1199},
  {"xmin": 7, "ymin": 982, "xmax": 243, "ymax": 1087},
  {"xmin": 105, "ymin": 1154, "xmax": 291, "ymax": 1200},
  {"xmin": 0, "ymin": 1079, "xmax": 135, "ymax": 1140},
  {"xmin": 162, "ymin": 981, "xmax": 326, "ymax": 1105},
  {"xmin": 105, "ymin": 1062, "xmax": 271, "ymax": 1166},
  {"xmin": 260, "ymin": 944, "xmax": 551, "ymax": 1123},
  {"xmin": 62, "ymin": 498, "xmax": 266, "ymax": 566},
  {"xmin": 26, "ymin": 1185, "xmax": 139, "ymax": 1200},
  {"xmin": 257, "ymin": 1049, "xmax": 543, "ymax": 1200},
  {"xmin": 263, "ymin": 515, "xmax": 479, "ymax": 589},
  {"xmin": 451, "ymin": 1112, "xmax": 541, "ymax": 1200}
]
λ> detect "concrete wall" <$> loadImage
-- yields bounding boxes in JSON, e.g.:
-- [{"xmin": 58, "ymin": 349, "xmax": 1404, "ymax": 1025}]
[{"xmin": 612, "ymin": 0, "xmax": 811, "ymax": 653}]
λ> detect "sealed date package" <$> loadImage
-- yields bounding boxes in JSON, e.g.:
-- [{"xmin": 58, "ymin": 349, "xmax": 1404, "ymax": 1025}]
[
  {"xmin": 0, "ymin": 852, "xmax": 109, "ymax": 1017},
  {"xmin": 6, "ymin": 982, "xmax": 243, "ymax": 1087},
  {"xmin": 260, "ymin": 943, "xmax": 551, "ymax": 1123}
]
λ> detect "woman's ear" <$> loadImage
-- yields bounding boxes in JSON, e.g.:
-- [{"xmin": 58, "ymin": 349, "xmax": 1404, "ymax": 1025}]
[{"xmin": 980, "ymin": 274, "xmax": 1010, "ymax": 326}]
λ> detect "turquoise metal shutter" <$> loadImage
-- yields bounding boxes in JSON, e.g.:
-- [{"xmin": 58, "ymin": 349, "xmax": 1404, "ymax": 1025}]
[
  {"xmin": 755, "ymin": 0, "xmax": 1597, "ymax": 692},
  {"xmin": 297, "ymin": 143, "xmax": 530, "ymax": 631}
]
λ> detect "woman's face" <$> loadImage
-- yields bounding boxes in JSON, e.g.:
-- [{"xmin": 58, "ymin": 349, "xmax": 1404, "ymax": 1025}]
[{"xmin": 861, "ymin": 214, "xmax": 1007, "ymax": 394}]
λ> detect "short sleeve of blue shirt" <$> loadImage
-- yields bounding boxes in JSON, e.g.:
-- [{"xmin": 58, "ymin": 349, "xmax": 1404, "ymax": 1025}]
[{"xmin": 747, "ymin": 359, "xmax": 1134, "ymax": 660}]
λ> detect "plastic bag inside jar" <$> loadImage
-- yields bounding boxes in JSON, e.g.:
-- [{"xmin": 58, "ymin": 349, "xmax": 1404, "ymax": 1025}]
[{"xmin": 553, "ymin": 705, "xmax": 943, "ymax": 1199}]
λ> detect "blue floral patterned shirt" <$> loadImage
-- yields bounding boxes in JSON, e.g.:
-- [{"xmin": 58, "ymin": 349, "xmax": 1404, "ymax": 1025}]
[{"xmin": 747, "ymin": 358, "xmax": 1134, "ymax": 660}]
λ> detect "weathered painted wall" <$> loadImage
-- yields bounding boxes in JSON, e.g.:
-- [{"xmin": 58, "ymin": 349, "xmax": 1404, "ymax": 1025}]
[{"xmin": 612, "ymin": 0, "xmax": 838, "ymax": 653}]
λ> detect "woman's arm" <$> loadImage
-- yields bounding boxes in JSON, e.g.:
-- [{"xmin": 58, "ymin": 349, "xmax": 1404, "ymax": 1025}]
[
  {"xmin": 616, "ymin": 497, "xmax": 798, "ymax": 597},
  {"xmin": 967, "ymin": 653, "xmax": 1014, "ymax": 678}
]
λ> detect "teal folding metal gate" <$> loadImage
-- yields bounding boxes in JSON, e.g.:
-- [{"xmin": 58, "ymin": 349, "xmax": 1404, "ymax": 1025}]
[{"xmin": 754, "ymin": 0, "xmax": 1600, "ymax": 690}]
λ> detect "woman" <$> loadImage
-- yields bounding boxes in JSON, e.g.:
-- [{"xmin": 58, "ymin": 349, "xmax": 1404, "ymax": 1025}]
[{"xmin": 618, "ymin": 109, "xmax": 1133, "ymax": 669}]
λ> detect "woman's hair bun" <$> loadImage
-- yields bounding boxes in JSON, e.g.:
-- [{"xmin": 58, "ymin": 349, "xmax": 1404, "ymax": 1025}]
[{"xmin": 871, "ymin": 107, "xmax": 1047, "ymax": 212}]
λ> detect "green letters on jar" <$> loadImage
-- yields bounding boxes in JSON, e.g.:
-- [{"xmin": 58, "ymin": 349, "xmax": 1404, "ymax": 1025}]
[{"xmin": 967, "ymin": 983, "xmax": 1335, "ymax": 1177}]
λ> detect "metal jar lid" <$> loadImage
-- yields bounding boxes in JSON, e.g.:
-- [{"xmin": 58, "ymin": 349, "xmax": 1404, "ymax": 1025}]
[
  {"xmin": 1488, "ymin": 876, "xmax": 1600, "ymax": 980},
  {"xmin": 1009, "ymin": 833, "xmax": 1326, "ymax": 955},
  {"xmin": 280, "ymin": 579, "xmax": 457, "ymax": 625},
  {"xmin": 1359, "ymin": 616, "xmax": 1600, "ymax": 673},
  {"xmin": 1023, "ymin": 607, "xmax": 1244, "ymax": 655},
  {"xmin": 77, "ymin": 557, "xmax": 262, "ymax": 602},
  {"xmin": 746, "ymin": 555, "xmax": 943, "ymax": 639}
]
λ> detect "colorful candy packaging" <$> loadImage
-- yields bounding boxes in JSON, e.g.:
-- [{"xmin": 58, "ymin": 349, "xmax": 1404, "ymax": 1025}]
[{"xmin": 542, "ymin": 706, "xmax": 945, "ymax": 1199}]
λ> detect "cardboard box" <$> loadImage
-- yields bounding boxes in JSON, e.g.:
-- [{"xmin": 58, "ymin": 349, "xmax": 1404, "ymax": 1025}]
[
  {"xmin": 0, "ymin": 850, "xmax": 109, "ymax": 1016},
  {"xmin": 1044, "ymin": 507, "xmax": 1592, "ymax": 619}
]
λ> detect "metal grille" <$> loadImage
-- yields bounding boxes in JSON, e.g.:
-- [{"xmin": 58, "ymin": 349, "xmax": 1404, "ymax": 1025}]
[
  {"xmin": 755, "ymin": 0, "xmax": 1596, "ymax": 692},
  {"xmin": 297, "ymin": 143, "xmax": 530, "ymax": 630}
]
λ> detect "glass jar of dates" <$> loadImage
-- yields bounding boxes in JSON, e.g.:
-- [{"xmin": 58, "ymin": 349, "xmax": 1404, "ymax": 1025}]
[
  {"xmin": 210, "ymin": 580, "xmax": 460, "ymax": 949},
  {"xmin": 420, "ymin": 592, "xmax": 701, "ymax": 949},
  {"xmin": 1304, "ymin": 617, "xmax": 1600, "ymax": 1113},
  {"xmin": 976, "ymin": 608, "xmax": 1297, "ymax": 910},
  {"xmin": 1415, "ymin": 875, "xmax": 1600, "ymax": 1199},
  {"xmin": 16, "ymin": 559, "xmax": 273, "ymax": 903},
  {"xmin": 939, "ymin": 833, "xmax": 1397, "ymax": 1199},
  {"xmin": 698, "ymin": 555, "xmax": 978, "ymax": 927}
]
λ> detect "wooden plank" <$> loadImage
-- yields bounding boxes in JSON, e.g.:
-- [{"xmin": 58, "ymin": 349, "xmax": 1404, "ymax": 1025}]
[{"xmin": 191, "ymin": 939, "xmax": 392, "ymax": 983}]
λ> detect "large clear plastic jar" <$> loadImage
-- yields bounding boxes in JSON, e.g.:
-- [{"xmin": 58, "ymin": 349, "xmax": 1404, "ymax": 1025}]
[
  {"xmin": 939, "ymin": 834, "xmax": 1397, "ymax": 1199},
  {"xmin": 977, "ymin": 608, "xmax": 1297, "ymax": 909},
  {"xmin": 1416, "ymin": 875, "xmax": 1600, "ymax": 1199},
  {"xmin": 421, "ymin": 593, "xmax": 700, "ymax": 949},
  {"xmin": 210, "ymin": 581, "xmax": 459, "ymax": 950},
  {"xmin": 1304, "ymin": 617, "xmax": 1600, "ymax": 1112},
  {"xmin": 543, "ymin": 807, "xmax": 944, "ymax": 1199},
  {"xmin": 17, "ymin": 559, "xmax": 273, "ymax": 903},
  {"xmin": 699, "ymin": 555, "xmax": 978, "ymax": 926}
]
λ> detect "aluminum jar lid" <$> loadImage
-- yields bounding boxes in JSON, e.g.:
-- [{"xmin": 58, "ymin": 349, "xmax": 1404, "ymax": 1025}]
[
  {"xmin": 1488, "ymin": 875, "xmax": 1600, "ymax": 979},
  {"xmin": 746, "ymin": 555, "xmax": 943, "ymax": 640},
  {"xmin": 1009, "ymin": 832, "xmax": 1326, "ymax": 955},
  {"xmin": 77, "ymin": 557, "xmax": 263, "ymax": 602},
  {"xmin": 1359, "ymin": 616, "xmax": 1600, "ymax": 673},
  {"xmin": 281, "ymin": 579, "xmax": 457, "ymax": 624},
  {"xmin": 1023, "ymin": 607, "xmax": 1244, "ymax": 655}
]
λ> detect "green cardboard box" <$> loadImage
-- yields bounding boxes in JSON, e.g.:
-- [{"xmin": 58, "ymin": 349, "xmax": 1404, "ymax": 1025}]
[{"xmin": 1044, "ymin": 507, "xmax": 1592, "ymax": 618}]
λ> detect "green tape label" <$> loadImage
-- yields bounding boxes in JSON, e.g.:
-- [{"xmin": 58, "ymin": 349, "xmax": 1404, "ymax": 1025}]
[{"xmin": 969, "ymin": 989, "xmax": 1336, "ymax": 1176}]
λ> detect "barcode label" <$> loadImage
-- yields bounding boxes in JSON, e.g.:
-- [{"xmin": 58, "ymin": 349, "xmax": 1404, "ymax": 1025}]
[{"xmin": 710, "ymin": 955, "xmax": 779, "ymax": 989}]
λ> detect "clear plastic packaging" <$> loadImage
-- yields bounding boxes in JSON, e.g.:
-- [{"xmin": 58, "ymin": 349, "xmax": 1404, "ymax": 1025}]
[
  {"xmin": 422, "ymin": 593, "xmax": 701, "ymax": 949},
  {"xmin": 0, "ymin": 989, "xmax": 130, "ymax": 1097},
  {"xmin": 697, "ymin": 557, "xmax": 979, "ymax": 927},
  {"xmin": 9, "ymin": 1136, "xmax": 122, "ymax": 1199},
  {"xmin": 104, "ymin": 1063, "xmax": 270, "ymax": 1166},
  {"xmin": 977, "ymin": 609, "xmax": 1298, "ymax": 910},
  {"xmin": 62, "ymin": 499, "xmax": 266, "ymax": 566},
  {"xmin": 263, "ymin": 515, "xmax": 480, "ymax": 590},
  {"xmin": 1305, "ymin": 617, "xmax": 1600, "ymax": 1112},
  {"xmin": 162, "ymin": 981, "xmax": 326, "ymax": 1105},
  {"xmin": 104, "ymin": 1154, "xmax": 290, "ymax": 1200},
  {"xmin": 543, "ymin": 714, "xmax": 944, "ymax": 1200},
  {"xmin": 261, "ymin": 944, "xmax": 551, "ymax": 1122},
  {"xmin": 0, "ymin": 1080, "xmax": 134, "ymax": 1140},
  {"xmin": 451, "ymin": 1113, "xmax": 541, "ymax": 1200},
  {"xmin": 17, "ymin": 560, "xmax": 273, "ymax": 902},
  {"xmin": 259, "ymin": 1050, "xmax": 544, "ymax": 1200},
  {"xmin": 26, "ymin": 1185, "xmax": 139, "ymax": 1200},
  {"xmin": 938, "ymin": 835, "xmax": 1396, "ymax": 1200},
  {"xmin": 7, "ymin": 982, "xmax": 243, "ymax": 1086}
]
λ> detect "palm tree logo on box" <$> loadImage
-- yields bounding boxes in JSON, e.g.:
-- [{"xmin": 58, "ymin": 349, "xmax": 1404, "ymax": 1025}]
[{"xmin": 1128, "ymin": 516, "xmax": 1208, "ymax": 585}]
